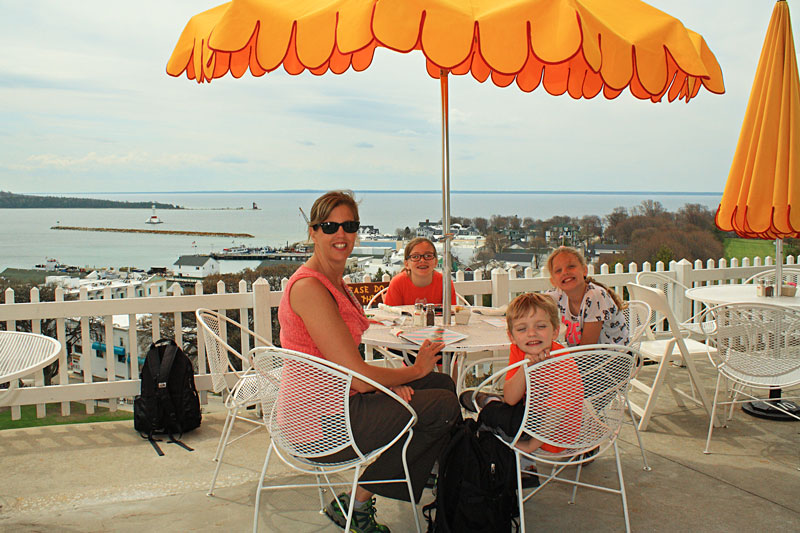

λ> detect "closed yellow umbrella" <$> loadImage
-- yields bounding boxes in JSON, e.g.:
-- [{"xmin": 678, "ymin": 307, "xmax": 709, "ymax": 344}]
[
  {"xmin": 716, "ymin": 0, "xmax": 800, "ymax": 289},
  {"xmin": 167, "ymin": 0, "xmax": 725, "ymax": 322},
  {"xmin": 716, "ymin": 0, "xmax": 800, "ymax": 420}
]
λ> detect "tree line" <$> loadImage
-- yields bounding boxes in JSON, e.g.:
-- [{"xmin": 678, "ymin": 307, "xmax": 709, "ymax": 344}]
[
  {"xmin": 0, "ymin": 191, "xmax": 180, "ymax": 209},
  {"xmin": 404, "ymin": 201, "xmax": 798, "ymax": 268}
]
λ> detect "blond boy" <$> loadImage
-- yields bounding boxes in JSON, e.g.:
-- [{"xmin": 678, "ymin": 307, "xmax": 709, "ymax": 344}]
[{"xmin": 461, "ymin": 293, "xmax": 582, "ymax": 455}]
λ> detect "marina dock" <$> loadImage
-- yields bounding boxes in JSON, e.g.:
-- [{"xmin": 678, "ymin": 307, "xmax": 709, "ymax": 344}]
[{"xmin": 210, "ymin": 251, "xmax": 311, "ymax": 261}]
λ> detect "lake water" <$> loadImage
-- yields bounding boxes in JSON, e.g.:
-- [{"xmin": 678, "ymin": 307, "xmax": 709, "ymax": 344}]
[{"xmin": 0, "ymin": 191, "xmax": 721, "ymax": 271}]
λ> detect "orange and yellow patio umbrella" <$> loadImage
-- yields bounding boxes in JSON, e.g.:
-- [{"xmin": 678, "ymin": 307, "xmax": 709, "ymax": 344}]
[
  {"xmin": 167, "ymin": 0, "xmax": 725, "ymax": 321},
  {"xmin": 716, "ymin": 0, "xmax": 800, "ymax": 290}
]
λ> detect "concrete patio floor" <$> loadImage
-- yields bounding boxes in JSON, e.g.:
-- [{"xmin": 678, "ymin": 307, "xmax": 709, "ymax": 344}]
[{"xmin": 2, "ymin": 366, "xmax": 799, "ymax": 532}]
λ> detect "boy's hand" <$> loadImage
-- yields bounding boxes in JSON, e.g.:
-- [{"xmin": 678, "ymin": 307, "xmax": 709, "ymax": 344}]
[{"xmin": 525, "ymin": 347, "xmax": 549, "ymax": 365}]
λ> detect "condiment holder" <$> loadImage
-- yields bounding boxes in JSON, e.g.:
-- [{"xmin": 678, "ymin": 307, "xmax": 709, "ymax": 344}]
[{"xmin": 454, "ymin": 308, "xmax": 472, "ymax": 325}]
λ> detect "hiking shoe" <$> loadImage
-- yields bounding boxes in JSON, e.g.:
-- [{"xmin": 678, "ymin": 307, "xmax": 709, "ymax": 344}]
[
  {"xmin": 579, "ymin": 447, "xmax": 598, "ymax": 464},
  {"xmin": 459, "ymin": 390, "xmax": 501, "ymax": 413},
  {"xmin": 324, "ymin": 492, "xmax": 391, "ymax": 533},
  {"xmin": 521, "ymin": 467, "xmax": 540, "ymax": 489},
  {"xmin": 425, "ymin": 473, "xmax": 437, "ymax": 489}
]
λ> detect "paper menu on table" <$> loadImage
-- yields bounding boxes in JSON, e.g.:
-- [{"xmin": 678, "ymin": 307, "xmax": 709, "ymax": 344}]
[
  {"xmin": 398, "ymin": 327, "xmax": 467, "ymax": 346},
  {"xmin": 480, "ymin": 317, "xmax": 507, "ymax": 328}
]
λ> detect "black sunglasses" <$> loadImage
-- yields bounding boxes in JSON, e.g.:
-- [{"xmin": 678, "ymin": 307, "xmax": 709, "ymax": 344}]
[{"xmin": 312, "ymin": 220, "xmax": 360, "ymax": 234}]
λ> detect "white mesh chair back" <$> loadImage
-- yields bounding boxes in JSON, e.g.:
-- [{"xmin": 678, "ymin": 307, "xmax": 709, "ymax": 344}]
[
  {"xmin": 252, "ymin": 347, "xmax": 422, "ymax": 533},
  {"xmin": 366, "ymin": 287, "xmax": 387, "ymax": 308},
  {"xmin": 196, "ymin": 309, "xmax": 272, "ymax": 497},
  {"xmin": 458, "ymin": 356, "xmax": 508, "ymax": 397},
  {"xmin": 197, "ymin": 309, "xmax": 233, "ymax": 393},
  {"xmin": 710, "ymin": 303, "xmax": 800, "ymax": 387},
  {"xmin": 635, "ymin": 272, "xmax": 688, "ymax": 330},
  {"xmin": 627, "ymin": 283, "xmax": 683, "ymax": 335},
  {"xmin": 274, "ymin": 354, "xmax": 353, "ymax": 459},
  {"xmin": 744, "ymin": 267, "xmax": 800, "ymax": 286},
  {"xmin": 517, "ymin": 345, "xmax": 635, "ymax": 455},
  {"xmin": 472, "ymin": 344, "xmax": 637, "ymax": 533},
  {"xmin": 253, "ymin": 347, "xmax": 416, "ymax": 464},
  {"xmin": 623, "ymin": 300, "xmax": 652, "ymax": 351},
  {"xmin": 366, "ymin": 287, "xmax": 471, "ymax": 309},
  {"xmin": 196, "ymin": 308, "xmax": 272, "ymax": 394}
]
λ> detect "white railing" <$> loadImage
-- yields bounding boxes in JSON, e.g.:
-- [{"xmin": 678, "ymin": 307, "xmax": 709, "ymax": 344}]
[
  {"xmin": 0, "ymin": 278, "xmax": 276, "ymax": 420},
  {"xmin": 1, "ymin": 254, "xmax": 795, "ymax": 420}
]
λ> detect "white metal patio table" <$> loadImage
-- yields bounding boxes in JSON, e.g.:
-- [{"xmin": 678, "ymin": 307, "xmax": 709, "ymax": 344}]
[
  {"xmin": 0, "ymin": 331, "xmax": 62, "ymax": 386},
  {"xmin": 362, "ymin": 306, "xmax": 511, "ymax": 376},
  {"xmin": 685, "ymin": 284, "xmax": 800, "ymax": 308}
]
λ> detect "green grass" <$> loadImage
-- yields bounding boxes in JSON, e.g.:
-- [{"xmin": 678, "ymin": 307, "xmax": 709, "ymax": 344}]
[
  {"xmin": 0, "ymin": 402, "xmax": 134, "ymax": 430},
  {"xmin": 723, "ymin": 238, "xmax": 776, "ymax": 262}
]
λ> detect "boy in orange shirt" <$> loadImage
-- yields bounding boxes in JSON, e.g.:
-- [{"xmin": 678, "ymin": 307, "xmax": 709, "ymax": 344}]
[{"xmin": 460, "ymin": 292, "xmax": 582, "ymax": 456}]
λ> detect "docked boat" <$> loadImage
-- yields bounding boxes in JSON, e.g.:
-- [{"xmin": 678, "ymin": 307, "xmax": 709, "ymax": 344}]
[
  {"xmin": 222, "ymin": 245, "xmax": 249, "ymax": 254},
  {"xmin": 34, "ymin": 258, "xmax": 63, "ymax": 271},
  {"xmin": 145, "ymin": 204, "xmax": 162, "ymax": 224}
]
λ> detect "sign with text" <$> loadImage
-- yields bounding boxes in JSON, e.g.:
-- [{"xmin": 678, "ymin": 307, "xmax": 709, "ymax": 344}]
[{"xmin": 348, "ymin": 281, "xmax": 389, "ymax": 307}]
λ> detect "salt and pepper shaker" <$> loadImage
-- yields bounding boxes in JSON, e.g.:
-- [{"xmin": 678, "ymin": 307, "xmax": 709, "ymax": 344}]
[
  {"xmin": 425, "ymin": 304, "xmax": 435, "ymax": 326},
  {"xmin": 413, "ymin": 303, "xmax": 425, "ymax": 326},
  {"xmin": 757, "ymin": 280, "xmax": 765, "ymax": 297}
]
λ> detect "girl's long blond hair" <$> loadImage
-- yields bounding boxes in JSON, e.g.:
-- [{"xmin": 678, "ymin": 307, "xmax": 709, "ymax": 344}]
[{"xmin": 547, "ymin": 246, "xmax": 625, "ymax": 310}]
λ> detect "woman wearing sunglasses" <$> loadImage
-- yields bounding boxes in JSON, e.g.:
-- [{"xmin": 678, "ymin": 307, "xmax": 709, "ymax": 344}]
[
  {"xmin": 278, "ymin": 190, "xmax": 460, "ymax": 533},
  {"xmin": 383, "ymin": 237, "xmax": 457, "ymax": 307}
]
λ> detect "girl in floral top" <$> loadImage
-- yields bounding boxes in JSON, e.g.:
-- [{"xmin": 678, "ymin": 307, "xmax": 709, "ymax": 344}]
[{"xmin": 544, "ymin": 246, "xmax": 628, "ymax": 347}]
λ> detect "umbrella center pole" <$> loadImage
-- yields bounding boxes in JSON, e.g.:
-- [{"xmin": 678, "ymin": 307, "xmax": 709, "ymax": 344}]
[
  {"xmin": 775, "ymin": 238, "xmax": 783, "ymax": 297},
  {"xmin": 440, "ymin": 70, "xmax": 453, "ymax": 325}
]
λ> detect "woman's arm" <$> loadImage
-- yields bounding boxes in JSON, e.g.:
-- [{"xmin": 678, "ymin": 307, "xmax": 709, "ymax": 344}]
[{"xmin": 289, "ymin": 277, "xmax": 443, "ymax": 392}]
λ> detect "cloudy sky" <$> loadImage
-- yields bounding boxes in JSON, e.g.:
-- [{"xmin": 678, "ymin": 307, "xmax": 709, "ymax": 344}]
[{"xmin": 0, "ymin": 1, "xmax": 795, "ymax": 194}]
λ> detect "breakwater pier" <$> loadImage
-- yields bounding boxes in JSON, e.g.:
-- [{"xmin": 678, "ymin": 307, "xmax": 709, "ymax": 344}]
[{"xmin": 51, "ymin": 226, "xmax": 254, "ymax": 238}]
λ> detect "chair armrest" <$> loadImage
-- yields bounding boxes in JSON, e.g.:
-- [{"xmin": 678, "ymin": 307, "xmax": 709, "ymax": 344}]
[{"xmin": 458, "ymin": 356, "xmax": 508, "ymax": 392}]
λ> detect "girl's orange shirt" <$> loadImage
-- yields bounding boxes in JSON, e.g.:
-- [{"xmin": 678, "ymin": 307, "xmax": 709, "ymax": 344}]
[{"xmin": 383, "ymin": 270, "xmax": 456, "ymax": 306}]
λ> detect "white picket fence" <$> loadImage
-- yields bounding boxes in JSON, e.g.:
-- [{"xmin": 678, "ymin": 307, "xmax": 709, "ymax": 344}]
[{"xmin": 0, "ymin": 254, "xmax": 793, "ymax": 420}]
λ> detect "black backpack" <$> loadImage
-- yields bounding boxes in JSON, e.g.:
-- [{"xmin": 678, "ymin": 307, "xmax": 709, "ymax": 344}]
[
  {"xmin": 134, "ymin": 339, "xmax": 202, "ymax": 455},
  {"xmin": 423, "ymin": 418, "xmax": 519, "ymax": 533}
]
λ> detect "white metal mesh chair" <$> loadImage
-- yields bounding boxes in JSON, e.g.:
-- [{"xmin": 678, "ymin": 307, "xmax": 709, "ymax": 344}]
[
  {"xmin": 195, "ymin": 308, "xmax": 272, "ymax": 496},
  {"xmin": 457, "ymin": 354, "xmax": 508, "ymax": 399},
  {"xmin": 743, "ymin": 266, "xmax": 800, "ymax": 286},
  {"xmin": 622, "ymin": 300, "xmax": 652, "ymax": 470},
  {"xmin": 623, "ymin": 300, "xmax": 651, "ymax": 352},
  {"xmin": 700, "ymin": 303, "xmax": 800, "ymax": 454},
  {"xmin": 459, "ymin": 302, "xmax": 653, "ymax": 470},
  {"xmin": 252, "ymin": 347, "xmax": 421, "ymax": 533},
  {"xmin": 366, "ymin": 286, "xmax": 388, "ymax": 309},
  {"xmin": 626, "ymin": 284, "xmax": 715, "ymax": 430},
  {"xmin": 635, "ymin": 271, "xmax": 714, "ymax": 337},
  {"xmin": 474, "ymin": 344, "xmax": 638, "ymax": 533},
  {"xmin": 363, "ymin": 287, "xmax": 411, "ymax": 368}
]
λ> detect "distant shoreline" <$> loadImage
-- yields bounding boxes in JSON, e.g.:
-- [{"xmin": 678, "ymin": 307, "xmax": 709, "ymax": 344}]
[
  {"xmin": 1, "ymin": 191, "xmax": 181, "ymax": 209},
  {"xmin": 28, "ymin": 190, "xmax": 724, "ymax": 196}
]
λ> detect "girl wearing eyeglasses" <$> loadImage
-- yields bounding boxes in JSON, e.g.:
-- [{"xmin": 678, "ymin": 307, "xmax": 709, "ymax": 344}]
[
  {"xmin": 278, "ymin": 191, "xmax": 460, "ymax": 532},
  {"xmin": 383, "ymin": 237, "xmax": 456, "ymax": 307}
]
